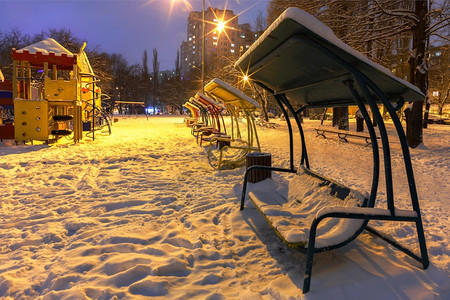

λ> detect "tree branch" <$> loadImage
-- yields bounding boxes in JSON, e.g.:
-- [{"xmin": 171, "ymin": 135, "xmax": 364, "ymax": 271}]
[{"xmin": 374, "ymin": 0, "xmax": 420, "ymax": 24}]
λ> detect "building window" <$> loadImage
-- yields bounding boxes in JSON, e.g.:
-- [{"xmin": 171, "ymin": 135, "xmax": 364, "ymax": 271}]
[
  {"xmin": 213, "ymin": 36, "xmax": 217, "ymax": 40},
  {"xmin": 231, "ymin": 43, "xmax": 234, "ymax": 47},
  {"xmin": 193, "ymin": 45, "xmax": 195, "ymax": 49},
  {"xmin": 213, "ymin": 42, "xmax": 217, "ymax": 46},
  {"xmin": 435, "ymin": 51, "xmax": 441, "ymax": 57},
  {"xmin": 231, "ymin": 49, "xmax": 235, "ymax": 53},
  {"xmin": 432, "ymin": 91, "xmax": 439, "ymax": 97}
]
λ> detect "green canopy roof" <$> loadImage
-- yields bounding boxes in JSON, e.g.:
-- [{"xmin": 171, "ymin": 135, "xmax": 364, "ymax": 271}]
[{"xmin": 235, "ymin": 8, "xmax": 424, "ymax": 107}]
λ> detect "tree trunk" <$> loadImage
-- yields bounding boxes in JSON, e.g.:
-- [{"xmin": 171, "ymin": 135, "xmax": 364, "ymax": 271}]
[
  {"xmin": 253, "ymin": 84, "xmax": 269, "ymax": 121},
  {"xmin": 333, "ymin": 107, "xmax": 349, "ymax": 130},
  {"xmin": 423, "ymin": 96, "xmax": 430, "ymax": 128},
  {"xmin": 406, "ymin": 0, "xmax": 427, "ymax": 148}
]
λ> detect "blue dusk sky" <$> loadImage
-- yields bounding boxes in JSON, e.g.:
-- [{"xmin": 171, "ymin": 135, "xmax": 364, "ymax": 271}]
[{"xmin": 0, "ymin": 0, "xmax": 269, "ymax": 71}]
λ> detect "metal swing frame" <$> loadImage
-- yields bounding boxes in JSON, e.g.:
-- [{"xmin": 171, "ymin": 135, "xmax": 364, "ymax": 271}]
[
  {"xmin": 239, "ymin": 33, "xmax": 429, "ymax": 293},
  {"xmin": 204, "ymin": 79, "xmax": 262, "ymax": 170}
]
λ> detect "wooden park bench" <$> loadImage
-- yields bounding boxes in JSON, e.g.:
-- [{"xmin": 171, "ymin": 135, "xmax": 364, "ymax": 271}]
[
  {"xmin": 236, "ymin": 7, "xmax": 429, "ymax": 294},
  {"xmin": 315, "ymin": 126, "xmax": 379, "ymax": 146},
  {"xmin": 256, "ymin": 118, "xmax": 277, "ymax": 128}
]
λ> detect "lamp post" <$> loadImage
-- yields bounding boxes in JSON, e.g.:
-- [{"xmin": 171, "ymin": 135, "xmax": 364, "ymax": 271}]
[{"xmin": 201, "ymin": 0, "xmax": 205, "ymax": 93}]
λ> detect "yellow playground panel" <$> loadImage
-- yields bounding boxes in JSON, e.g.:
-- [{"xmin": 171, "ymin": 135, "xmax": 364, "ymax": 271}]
[
  {"xmin": 204, "ymin": 78, "xmax": 261, "ymax": 170},
  {"xmin": 13, "ymin": 99, "xmax": 49, "ymax": 141}
]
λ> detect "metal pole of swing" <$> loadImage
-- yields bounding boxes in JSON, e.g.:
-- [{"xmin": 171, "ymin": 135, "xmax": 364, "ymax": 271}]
[
  {"xmin": 92, "ymin": 76, "xmax": 95, "ymax": 141},
  {"xmin": 202, "ymin": 0, "xmax": 205, "ymax": 93}
]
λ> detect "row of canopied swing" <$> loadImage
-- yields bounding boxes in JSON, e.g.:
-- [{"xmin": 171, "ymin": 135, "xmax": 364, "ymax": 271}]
[{"xmin": 183, "ymin": 78, "xmax": 261, "ymax": 170}]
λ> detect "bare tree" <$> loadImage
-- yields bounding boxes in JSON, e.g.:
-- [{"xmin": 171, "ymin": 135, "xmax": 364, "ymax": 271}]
[
  {"xmin": 161, "ymin": 50, "xmax": 190, "ymax": 114},
  {"xmin": 254, "ymin": 10, "xmax": 267, "ymax": 32},
  {"xmin": 152, "ymin": 48, "xmax": 160, "ymax": 114},
  {"xmin": 266, "ymin": 0, "xmax": 449, "ymax": 147},
  {"xmin": 141, "ymin": 50, "xmax": 151, "ymax": 107},
  {"xmin": 429, "ymin": 45, "xmax": 449, "ymax": 115},
  {"xmin": 0, "ymin": 29, "xmax": 32, "ymax": 79}
]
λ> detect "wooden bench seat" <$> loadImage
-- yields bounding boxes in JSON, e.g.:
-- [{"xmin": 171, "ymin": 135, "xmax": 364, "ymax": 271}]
[
  {"xmin": 248, "ymin": 167, "xmax": 368, "ymax": 249},
  {"xmin": 315, "ymin": 127, "xmax": 379, "ymax": 146}
]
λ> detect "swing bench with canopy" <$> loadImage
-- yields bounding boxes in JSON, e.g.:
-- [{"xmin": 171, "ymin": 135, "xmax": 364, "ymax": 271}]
[
  {"xmin": 204, "ymin": 78, "xmax": 261, "ymax": 170},
  {"xmin": 236, "ymin": 7, "xmax": 429, "ymax": 294},
  {"xmin": 188, "ymin": 97, "xmax": 211, "ymax": 134},
  {"xmin": 193, "ymin": 92, "xmax": 228, "ymax": 146},
  {"xmin": 183, "ymin": 101, "xmax": 199, "ymax": 127}
]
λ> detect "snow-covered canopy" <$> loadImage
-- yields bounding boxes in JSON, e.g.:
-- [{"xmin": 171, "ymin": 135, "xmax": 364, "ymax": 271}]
[
  {"xmin": 235, "ymin": 7, "xmax": 424, "ymax": 106},
  {"xmin": 204, "ymin": 78, "xmax": 260, "ymax": 110},
  {"xmin": 195, "ymin": 92, "xmax": 226, "ymax": 110},
  {"xmin": 16, "ymin": 38, "xmax": 74, "ymax": 57},
  {"xmin": 78, "ymin": 50, "xmax": 95, "ymax": 76},
  {"xmin": 12, "ymin": 38, "xmax": 76, "ymax": 70}
]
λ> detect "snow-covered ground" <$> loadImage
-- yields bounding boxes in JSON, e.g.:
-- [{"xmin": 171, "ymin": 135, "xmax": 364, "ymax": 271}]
[{"xmin": 0, "ymin": 115, "xmax": 448, "ymax": 299}]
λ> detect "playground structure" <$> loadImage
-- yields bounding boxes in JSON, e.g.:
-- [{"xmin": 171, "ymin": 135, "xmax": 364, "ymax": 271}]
[
  {"xmin": 0, "ymin": 75, "xmax": 14, "ymax": 141},
  {"xmin": 3, "ymin": 38, "xmax": 110, "ymax": 144},
  {"xmin": 203, "ymin": 78, "xmax": 261, "ymax": 170},
  {"xmin": 236, "ymin": 8, "xmax": 428, "ymax": 293}
]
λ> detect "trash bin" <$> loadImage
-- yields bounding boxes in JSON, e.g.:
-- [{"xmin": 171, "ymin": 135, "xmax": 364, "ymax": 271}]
[
  {"xmin": 246, "ymin": 152, "xmax": 272, "ymax": 183},
  {"xmin": 83, "ymin": 121, "xmax": 91, "ymax": 131},
  {"xmin": 356, "ymin": 117, "xmax": 364, "ymax": 132}
]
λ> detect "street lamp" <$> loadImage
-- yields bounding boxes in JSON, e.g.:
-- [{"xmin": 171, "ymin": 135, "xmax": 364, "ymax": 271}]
[{"xmin": 201, "ymin": 4, "xmax": 237, "ymax": 93}]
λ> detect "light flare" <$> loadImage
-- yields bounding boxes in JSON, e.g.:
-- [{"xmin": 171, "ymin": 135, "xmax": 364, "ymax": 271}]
[
  {"xmin": 217, "ymin": 20, "xmax": 225, "ymax": 33},
  {"xmin": 201, "ymin": 0, "xmax": 262, "ymax": 47},
  {"xmin": 168, "ymin": 0, "xmax": 193, "ymax": 19}
]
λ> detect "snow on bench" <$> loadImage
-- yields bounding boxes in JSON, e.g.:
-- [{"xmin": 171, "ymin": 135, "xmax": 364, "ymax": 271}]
[{"xmin": 248, "ymin": 167, "xmax": 368, "ymax": 249}]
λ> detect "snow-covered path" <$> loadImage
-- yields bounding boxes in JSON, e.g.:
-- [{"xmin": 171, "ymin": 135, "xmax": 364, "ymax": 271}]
[{"xmin": 0, "ymin": 116, "xmax": 448, "ymax": 299}]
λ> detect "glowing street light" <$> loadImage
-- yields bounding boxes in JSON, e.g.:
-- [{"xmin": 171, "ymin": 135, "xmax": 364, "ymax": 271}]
[
  {"xmin": 167, "ymin": 0, "xmax": 260, "ymax": 93},
  {"xmin": 217, "ymin": 20, "xmax": 225, "ymax": 33}
]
